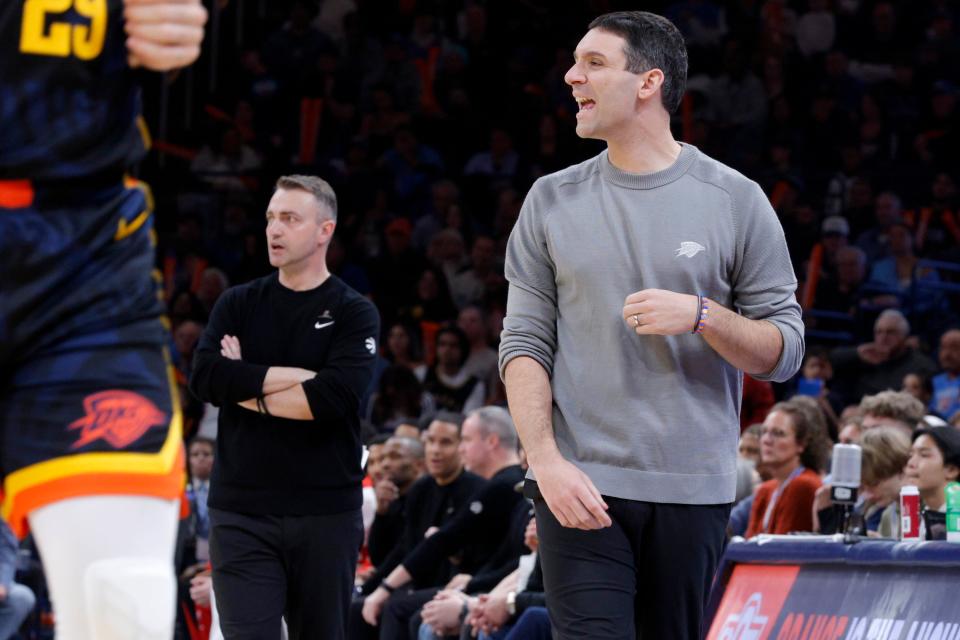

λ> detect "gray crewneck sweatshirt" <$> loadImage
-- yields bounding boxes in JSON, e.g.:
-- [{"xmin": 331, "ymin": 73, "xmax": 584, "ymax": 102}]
[{"xmin": 499, "ymin": 143, "xmax": 804, "ymax": 505}]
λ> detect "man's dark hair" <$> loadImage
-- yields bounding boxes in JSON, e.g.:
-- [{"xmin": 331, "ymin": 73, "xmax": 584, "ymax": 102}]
[
  {"xmin": 275, "ymin": 174, "xmax": 338, "ymax": 221},
  {"xmin": 587, "ymin": 11, "xmax": 688, "ymax": 113},
  {"xmin": 436, "ymin": 324, "xmax": 471, "ymax": 367},
  {"xmin": 188, "ymin": 435, "xmax": 216, "ymax": 451},
  {"xmin": 429, "ymin": 410, "xmax": 466, "ymax": 434}
]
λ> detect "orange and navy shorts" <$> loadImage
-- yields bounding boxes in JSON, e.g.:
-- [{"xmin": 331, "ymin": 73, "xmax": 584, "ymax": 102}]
[{"xmin": 0, "ymin": 177, "xmax": 185, "ymax": 538}]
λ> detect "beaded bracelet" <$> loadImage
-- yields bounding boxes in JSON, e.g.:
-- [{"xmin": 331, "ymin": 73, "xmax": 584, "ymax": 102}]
[
  {"xmin": 694, "ymin": 297, "xmax": 710, "ymax": 334},
  {"xmin": 691, "ymin": 295, "xmax": 703, "ymax": 334}
]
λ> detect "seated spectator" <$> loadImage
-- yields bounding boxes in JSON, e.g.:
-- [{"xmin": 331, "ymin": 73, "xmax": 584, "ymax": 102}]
[
  {"xmin": 368, "ymin": 437, "xmax": 426, "ymax": 568},
  {"xmin": 865, "ymin": 427, "xmax": 911, "ymax": 538},
  {"xmin": 729, "ymin": 424, "xmax": 764, "ymax": 537},
  {"xmin": 859, "ymin": 390, "xmax": 926, "ymax": 436},
  {"xmin": 190, "ymin": 128, "xmax": 262, "ymax": 192},
  {"xmin": 791, "ymin": 348, "xmax": 844, "ymax": 437},
  {"xmin": 384, "ymin": 322, "xmax": 428, "ymax": 382},
  {"xmin": 809, "ymin": 246, "xmax": 868, "ymax": 333},
  {"xmin": 187, "ymin": 436, "xmax": 215, "ymax": 564},
  {"xmin": 855, "ymin": 191, "xmax": 903, "ymax": 263},
  {"xmin": 745, "ymin": 398, "xmax": 829, "ymax": 537},
  {"xmin": 888, "ymin": 427, "xmax": 960, "ymax": 539},
  {"xmin": 367, "ymin": 365, "xmax": 434, "ymax": 430},
  {"xmin": 423, "ymin": 325, "xmax": 486, "ymax": 414},
  {"xmin": 450, "ymin": 236, "xmax": 503, "ymax": 310},
  {"xmin": 396, "ymin": 266, "xmax": 459, "ymax": 326},
  {"xmin": 738, "ymin": 424, "xmax": 762, "ymax": 468},
  {"xmin": 427, "ymin": 228, "xmax": 468, "ymax": 286},
  {"xmin": 838, "ymin": 415, "xmax": 864, "ymax": 445},
  {"xmin": 813, "ymin": 425, "xmax": 910, "ymax": 536},
  {"xmin": 457, "ymin": 306, "xmax": 499, "ymax": 386},
  {"xmin": 830, "ymin": 309, "xmax": 937, "ymax": 404},
  {"xmin": 902, "ymin": 372, "xmax": 934, "ymax": 408},
  {"xmin": 412, "ymin": 180, "xmax": 461, "ymax": 252},
  {"xmin": 931, "ymin": 328, "xmax": 960, "ymax": 419},
  {"xmin": 0, "ymin": 520, "xmax": 34, "ymax": 639},
  {"xmin": 863, "ymin": 221, "xmax": 944, "ymax": 314}
]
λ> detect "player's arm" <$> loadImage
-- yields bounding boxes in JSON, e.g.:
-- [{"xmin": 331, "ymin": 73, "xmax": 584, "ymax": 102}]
[
  {"xmin": 124, "ymin": 0, "xmax": 208, "ymax": 71},
  {"xmin": 499, "ymin": 183, "xmax": 611, "ymax": 532}
]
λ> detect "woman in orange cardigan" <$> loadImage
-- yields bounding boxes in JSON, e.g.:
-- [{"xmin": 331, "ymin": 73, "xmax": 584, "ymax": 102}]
[{"xmin": 746, "ymin": 398, "xmax": 830, "ymax": 537}]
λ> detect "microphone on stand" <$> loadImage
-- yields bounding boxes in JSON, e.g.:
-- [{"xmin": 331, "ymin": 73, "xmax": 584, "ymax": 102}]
[{"xmin": 829, "ymin": 443, "xmax": 862, "ymax": 538}]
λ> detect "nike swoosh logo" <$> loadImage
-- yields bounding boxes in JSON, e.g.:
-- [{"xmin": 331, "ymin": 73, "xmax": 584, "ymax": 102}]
[
  {"xmin": 315, "ymin": 321, "xmax": 335, "ymax": 329},
  {"xmin": 115, "ymin": 210, "xmax": 150, "ymax": 241}
]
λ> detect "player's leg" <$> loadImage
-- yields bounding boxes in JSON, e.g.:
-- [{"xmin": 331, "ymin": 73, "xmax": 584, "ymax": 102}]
[
  {"xmin": 1, "ymin": 180, "xmax": 183, "ymax": 640},
  {"xmin": 28, "ymin": 495, "xmax": 179, "ymax": 640}
]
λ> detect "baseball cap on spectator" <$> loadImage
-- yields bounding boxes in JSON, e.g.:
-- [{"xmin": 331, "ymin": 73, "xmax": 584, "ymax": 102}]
[
  {"xmin": 386, "ymin": 218, "xmax": 412, "ymax": 237},
  {"xmin": 912, "ymin": 427, "xmax": 960, "ymax": 468},
  {"xmin": 821, "ymin": 216, "xmax": 850, "ymax": 237}
]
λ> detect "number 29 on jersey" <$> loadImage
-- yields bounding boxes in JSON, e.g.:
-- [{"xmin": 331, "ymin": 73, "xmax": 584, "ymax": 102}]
[{"xmin": 20, "ymin": 0, "xmax": 108, "ymax": 60}]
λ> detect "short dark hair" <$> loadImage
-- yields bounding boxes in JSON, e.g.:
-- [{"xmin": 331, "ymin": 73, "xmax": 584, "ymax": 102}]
[
  {"xmin": 275, "ymin": 174, "xmax": 338, "ymax": 221},
  {"xmin": 587, "ymin": 11, "xmax": 688, "ymax": 113},
  {"xmin": 435, "ymin": 324, "xmax": 470, "ymax": 367},
  {"xmin": 188, "ymin": 436, "xmax": 215, "ymax": 451}
]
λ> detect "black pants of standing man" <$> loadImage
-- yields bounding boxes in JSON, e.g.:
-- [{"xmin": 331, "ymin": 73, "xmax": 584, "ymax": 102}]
[
  {"xmin": 210, "ymin": 507, "xmax": 364, "ymax": 639},
  {"xmin": 534, "ymin": 497, "xmax": 730, "ymax": 640}
]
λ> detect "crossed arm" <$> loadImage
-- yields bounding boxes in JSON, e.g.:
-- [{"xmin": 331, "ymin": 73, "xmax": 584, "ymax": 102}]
[{"xmin": 219, "ymin": 335, "xmax": 316, "ymax": 420}]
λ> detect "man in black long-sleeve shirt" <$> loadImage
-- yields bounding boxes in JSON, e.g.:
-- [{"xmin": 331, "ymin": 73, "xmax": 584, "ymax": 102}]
[
  {"xmin": 190, "ymin": 175, "xmax": 380, "ymax": 640},
  {"xmin": 368, "ymin": 436, "xmax": 425, "ymax": 567},
  {"xmin": 362, "ymin": 407, "xmax": 525, "ymax": 638}
]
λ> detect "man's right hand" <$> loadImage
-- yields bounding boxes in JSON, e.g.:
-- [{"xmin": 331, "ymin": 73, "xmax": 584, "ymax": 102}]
[
  {"xmin": 532, "ymin": 454, "xmax": 611, "ymax": 530},
  {"xmin": 374, "ymin": 479, "xmax": 399, "ymax": 514},
  {"xmin": 124, "ymin": 0, "xmax": 208, "ymax": 71},
  {"xmin": 362, "ymin": 587, "xmax": 390, "ymax": 626}
]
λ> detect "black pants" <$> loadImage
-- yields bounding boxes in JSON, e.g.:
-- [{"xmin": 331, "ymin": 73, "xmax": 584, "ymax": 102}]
[
  {"xmin": 534, "ymin": 498, "xmax": 730, "ymax": 640},
  {"xmin": 210, "ymin": 507, "xmax": 363, "ymax": 640}
]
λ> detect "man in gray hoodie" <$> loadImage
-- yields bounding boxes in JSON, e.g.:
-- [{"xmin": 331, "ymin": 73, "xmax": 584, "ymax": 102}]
[{"xmin": 499, "ymin": 11, "xmax": 804, "ymax": 640}]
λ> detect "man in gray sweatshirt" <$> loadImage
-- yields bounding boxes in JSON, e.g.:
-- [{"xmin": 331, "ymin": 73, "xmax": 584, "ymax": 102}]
[{"xmin": 498, "ymin": 11, "xmax": 804, "ymax": 640}]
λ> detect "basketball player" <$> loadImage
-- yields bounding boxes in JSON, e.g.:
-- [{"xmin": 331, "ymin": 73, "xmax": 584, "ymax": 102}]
[{"xmin": 0, "ymin": 1, "xmax": 206, "ymax": 637}]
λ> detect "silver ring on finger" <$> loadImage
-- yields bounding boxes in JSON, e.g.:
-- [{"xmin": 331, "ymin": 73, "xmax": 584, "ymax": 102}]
[{"xmin": 633, "ymin": 314, "xmax": 642, "ymax": 328}]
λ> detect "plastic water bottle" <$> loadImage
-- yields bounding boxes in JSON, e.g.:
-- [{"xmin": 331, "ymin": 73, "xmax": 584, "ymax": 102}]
[{"xmin": 946, "ymin": 481, "xmax": 960, "ymax": 543}]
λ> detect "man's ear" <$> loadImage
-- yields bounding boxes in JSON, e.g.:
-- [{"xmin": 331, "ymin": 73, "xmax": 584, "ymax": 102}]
[{"xmin": 637, "ymin": 68, "xmax": 665, "ymax": 102}]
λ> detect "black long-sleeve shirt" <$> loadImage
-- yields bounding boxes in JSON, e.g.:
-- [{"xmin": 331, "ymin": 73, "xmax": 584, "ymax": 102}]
[
  {"xmin": 189, "ymin": 273, "xmax": 380, "ymax": 515},
  {"xmin": 362, "ymin": 468, "xmax": 486, "ymax": 594},
  {"xmin": 368, "ymin": 495, "xmax": 407, "ymax": 567},
  {"xmin": 402, "ymin": 464, "xmax": 525, "ymax": 586}
]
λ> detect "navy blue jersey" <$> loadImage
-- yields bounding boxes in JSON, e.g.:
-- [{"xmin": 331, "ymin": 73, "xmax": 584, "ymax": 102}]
[{"xmin": 0, "ymin": 0, "xmax": 147, "ymax": 180}]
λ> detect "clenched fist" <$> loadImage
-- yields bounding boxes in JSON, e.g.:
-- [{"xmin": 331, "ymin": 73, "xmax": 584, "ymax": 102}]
[
  {"xmin": 124, "ymin": 0, "xmax": 208, "ymax": 71},
  {"xmin": 623, "ymin": 289, "xmax": 701, "ymax": 336}
]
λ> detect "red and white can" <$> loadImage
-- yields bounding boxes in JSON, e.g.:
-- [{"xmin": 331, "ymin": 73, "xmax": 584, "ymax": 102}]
[{"xmin": 900, "ymin": 485, "xmax": 921, "ymax": 541}]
